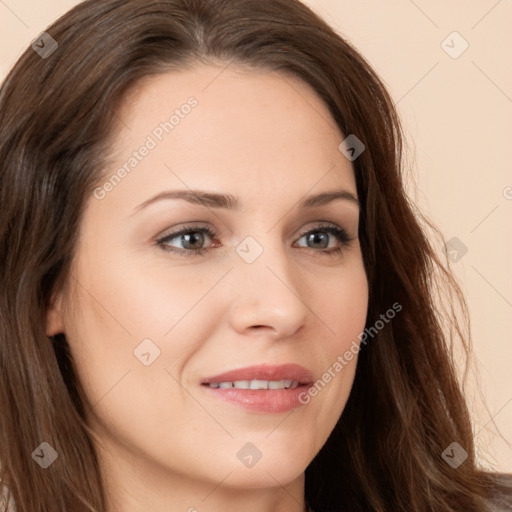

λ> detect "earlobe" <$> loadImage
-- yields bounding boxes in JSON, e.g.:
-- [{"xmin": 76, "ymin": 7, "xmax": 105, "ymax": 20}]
[{"xmin": 46, "ymin": 292, "xmax": 65, "ymax": 337}]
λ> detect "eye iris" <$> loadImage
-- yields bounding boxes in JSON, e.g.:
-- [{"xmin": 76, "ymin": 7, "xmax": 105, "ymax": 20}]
[
  {"xmin": 182, "ymin": 231, "xmax": 204, "ymax": 250},
  {"xmin": 308, "ymin": 231, "xmax": 329, "ymax": 249}
]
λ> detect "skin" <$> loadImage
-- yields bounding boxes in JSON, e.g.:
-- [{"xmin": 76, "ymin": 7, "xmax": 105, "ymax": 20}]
[{"xmin": 47, "ymin": 63, "xmax": 369, "ymax": 512}]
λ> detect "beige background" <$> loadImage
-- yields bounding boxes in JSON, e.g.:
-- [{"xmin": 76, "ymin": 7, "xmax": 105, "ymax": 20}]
[{"xmin": 1, "ymin": 0, "xmax": 511, "ymax": 472}]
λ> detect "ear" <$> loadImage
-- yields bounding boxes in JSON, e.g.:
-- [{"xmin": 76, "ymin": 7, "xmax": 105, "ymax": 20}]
[{"xmin": 46, "ymin": 291, "xmax": 65, "ymax": 336}]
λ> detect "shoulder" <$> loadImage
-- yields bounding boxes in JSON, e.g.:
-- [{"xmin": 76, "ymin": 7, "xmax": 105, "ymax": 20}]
[{"xmin": 485, "ymin": 472, "xmax": 512, "ymax": 512}]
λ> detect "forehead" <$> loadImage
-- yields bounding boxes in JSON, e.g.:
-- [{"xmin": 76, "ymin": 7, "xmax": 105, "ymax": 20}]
[{"xmin": 102, "ymin": 64, "xmax": 356, "ymax": 206}]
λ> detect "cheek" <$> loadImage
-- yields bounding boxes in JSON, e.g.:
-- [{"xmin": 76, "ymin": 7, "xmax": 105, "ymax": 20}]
[
  {"xmin": 62, "ymin": 248, "xmax": 231, "ymax": 414},
  {"xmin": 319, "ymin": 254, "xmax": 369, "ymax": 350},
  {"xmin": 304, "ymin": 257, "xmax": 368, "ymax": 424},
  {"xmin": 67, "ymin": 242, "xmax": 224, "ymax": 345}
]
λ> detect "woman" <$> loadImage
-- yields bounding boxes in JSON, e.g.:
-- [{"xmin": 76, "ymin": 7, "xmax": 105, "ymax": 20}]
[{"xmin": 0, "ymin": 0, "xmax": 510, "ymax": 511}]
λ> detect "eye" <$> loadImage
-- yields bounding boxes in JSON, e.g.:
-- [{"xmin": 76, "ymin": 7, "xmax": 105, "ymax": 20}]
[
  {"xmin": 293, "ymin": 224, "xmax": 355, "ymax": 256},
  {"xmin": 155, "ymin": 222, "xmax": 355, "ymax": 257},
  {"xmin": 156, "ymin": 223, "xmax": 217, "ymax": 256}
]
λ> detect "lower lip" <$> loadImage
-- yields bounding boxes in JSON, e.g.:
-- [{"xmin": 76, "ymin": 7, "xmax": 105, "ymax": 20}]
[{"xmin": 201, "ymin": 385, "xmax": 311, "ymax": 413}]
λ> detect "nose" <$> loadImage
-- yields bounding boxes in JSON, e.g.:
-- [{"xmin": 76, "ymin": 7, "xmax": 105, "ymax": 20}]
[{"xmin": 226, "ymin": 237, "xmax": 310, "ymax": 340}]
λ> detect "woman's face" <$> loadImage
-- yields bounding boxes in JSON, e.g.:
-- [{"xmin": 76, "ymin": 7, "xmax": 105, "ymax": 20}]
[{"xmin": 48, "ymin": 64, "xmax": 368, "ymax": 498}]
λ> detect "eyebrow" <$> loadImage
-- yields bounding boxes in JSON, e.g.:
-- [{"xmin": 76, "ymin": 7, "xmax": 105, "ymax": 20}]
[{"xmin": 132, "ymin": 188, "xmax": 360, "ymax": 214}]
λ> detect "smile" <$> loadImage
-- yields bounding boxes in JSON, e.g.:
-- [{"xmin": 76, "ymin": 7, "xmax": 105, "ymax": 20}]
[{"xmin": 204, "ymin": 379, "xmax": 300, "ymax": 389}]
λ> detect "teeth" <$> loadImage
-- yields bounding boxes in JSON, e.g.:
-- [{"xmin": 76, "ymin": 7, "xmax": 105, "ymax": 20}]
[
  {"xmin": 207, "ymin": 379, "xmax": 300, "ymax": 389},
  {"xmin": 250, "ymin": 379, "xmax": 268, "ymax": 389},
  {"xmin": 268, "ymin": 380, "xmax": 285, "ymax": 389}
]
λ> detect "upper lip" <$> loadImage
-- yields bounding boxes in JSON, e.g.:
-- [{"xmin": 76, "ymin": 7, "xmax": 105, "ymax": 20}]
[{"xmin": 201, "ymin": 364, "xmax": 314, "ymax": 385}]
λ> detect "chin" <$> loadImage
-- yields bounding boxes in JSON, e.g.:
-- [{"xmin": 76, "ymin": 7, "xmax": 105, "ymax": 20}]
[{"xmin": 220, "ymin": 459, "xmax": 307, "ymax": 490}]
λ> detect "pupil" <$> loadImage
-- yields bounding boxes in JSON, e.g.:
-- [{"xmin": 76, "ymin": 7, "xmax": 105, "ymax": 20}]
[
  {"xmin": 184, "ymin": 232, "xmax": 203, "ymax": 249},
  {"xmin": 309, "ymin": 232, "xmax": 328, "ymax": 248}
]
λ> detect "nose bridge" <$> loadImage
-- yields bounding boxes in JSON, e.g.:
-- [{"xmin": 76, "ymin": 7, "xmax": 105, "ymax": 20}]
[{"xmin": 226, "ymin": 231, "xmax": 309, "ymax": 336}]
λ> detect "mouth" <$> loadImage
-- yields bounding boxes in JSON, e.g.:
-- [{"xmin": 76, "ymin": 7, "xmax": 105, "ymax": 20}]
[
  {"xmin": 200, "ymin": 364, "xmax": 314, "ymax": 413},
  {"xmin": 203, "ymin": 379, "xmax": 302, "ymax": 390}
]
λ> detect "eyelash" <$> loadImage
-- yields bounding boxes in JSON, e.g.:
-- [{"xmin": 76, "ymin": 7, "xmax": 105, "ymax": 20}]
[{"xmin": 155, "ymin": 222, "xmax": 355, "ymax": 258}]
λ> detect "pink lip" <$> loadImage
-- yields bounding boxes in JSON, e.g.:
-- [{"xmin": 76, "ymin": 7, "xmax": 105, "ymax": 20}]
[
  {"xmin": 201, "ymin": 363, "xmax": 314, "ymax": 385},
  {"xmin": 200, "ymin": 364, "xmax": 315, "ymax": 413}
]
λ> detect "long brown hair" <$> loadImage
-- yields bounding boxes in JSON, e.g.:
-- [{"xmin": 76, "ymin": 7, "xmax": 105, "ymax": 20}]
[{"xmin": 0, "ymin": 1, "xmax": 509, "ymax": 511}]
